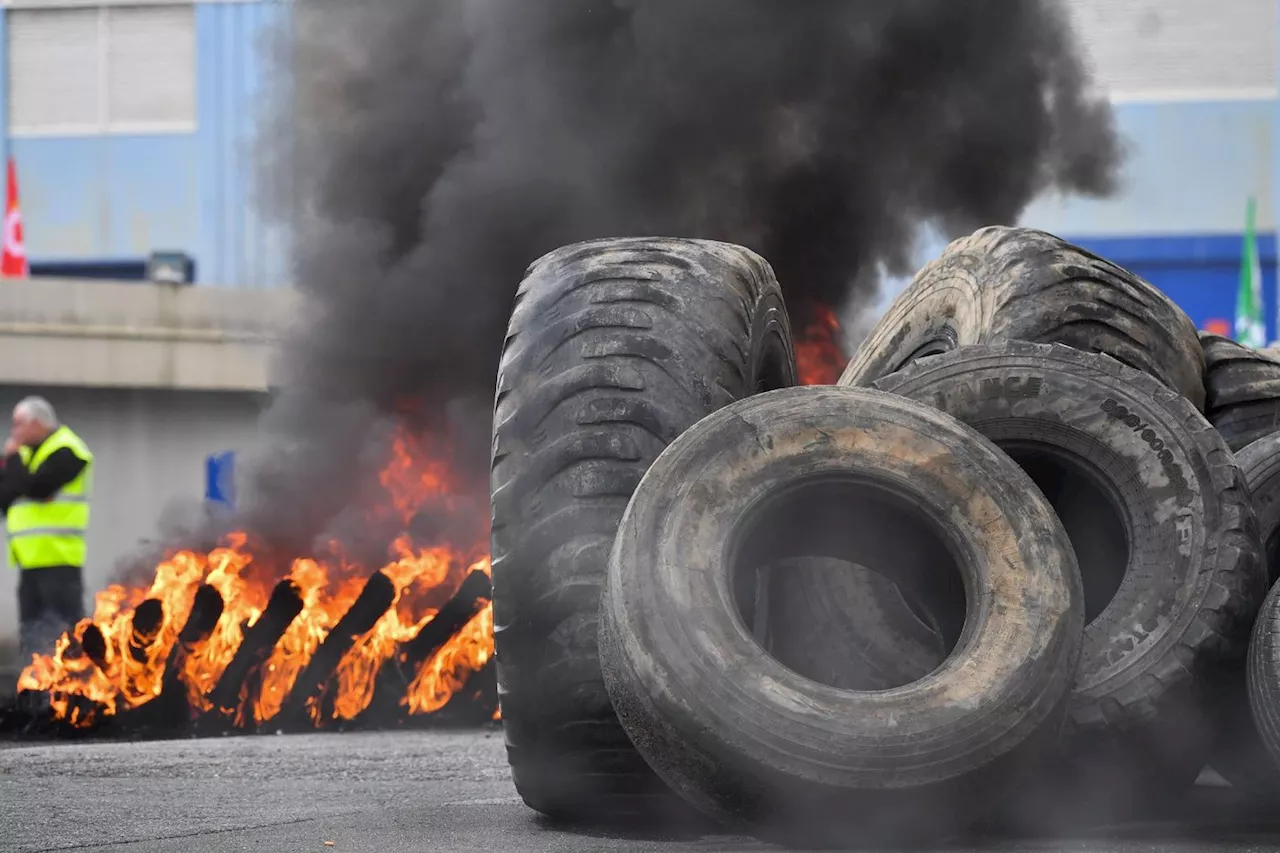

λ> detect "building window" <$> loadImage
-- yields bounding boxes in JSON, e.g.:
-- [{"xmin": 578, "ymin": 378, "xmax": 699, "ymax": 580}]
[{"xmin": 8, "ymin": 3, "xmax": 196, "ymax": 136}]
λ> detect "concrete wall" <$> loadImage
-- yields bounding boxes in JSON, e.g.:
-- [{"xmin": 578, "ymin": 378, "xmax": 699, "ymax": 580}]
[
  {"xmin": 0, "ymin": 386, "xmax": 267, "ymax": 647},
  {"xmin": 0, "ymin": 0, "xmax": 291, "ymax": 289},
  {"xmin": 0, "ymin": 276, "xmax": 295, "ymax": 390}
]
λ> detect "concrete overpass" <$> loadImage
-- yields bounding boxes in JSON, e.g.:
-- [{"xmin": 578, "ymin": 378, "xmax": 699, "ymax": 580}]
[
  {"xmin": 0, "ymin": 278, "xmax": 292, "ymax": 656},
  {"xmin": 0, "ymin": 277, "xmax": 293, "ymax": 392}
]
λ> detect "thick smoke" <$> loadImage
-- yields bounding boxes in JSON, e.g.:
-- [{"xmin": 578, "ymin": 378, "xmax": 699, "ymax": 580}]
[{"xmin": 232, "ymin": 0, "xmax": 1121, "ymax": 557}]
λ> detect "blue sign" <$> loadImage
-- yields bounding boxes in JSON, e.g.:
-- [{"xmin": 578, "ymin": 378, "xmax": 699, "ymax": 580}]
[{"xmin": 205, "ymin": 451, "xmax": 236, "ymax": 509}]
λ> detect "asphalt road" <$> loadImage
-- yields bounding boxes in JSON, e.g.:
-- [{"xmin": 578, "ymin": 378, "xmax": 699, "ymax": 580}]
[{"xmin": 3, "ymin": 728, "xmax": 1280, "ymax": 853}]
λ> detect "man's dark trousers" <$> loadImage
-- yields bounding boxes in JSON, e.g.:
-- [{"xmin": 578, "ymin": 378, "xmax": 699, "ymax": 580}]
[{"xmin": 17, "ymin": 565, "xmax": 84, "ymax": 662}]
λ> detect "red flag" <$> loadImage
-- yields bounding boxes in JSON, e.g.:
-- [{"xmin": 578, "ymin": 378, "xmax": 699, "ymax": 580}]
[{"xmin": 2, "ymin": 157, "xmax": 28, "ymax": 278}]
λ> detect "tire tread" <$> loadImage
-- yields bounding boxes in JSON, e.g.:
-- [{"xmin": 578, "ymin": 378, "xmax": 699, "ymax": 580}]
[
  {"xmin": 843, "ymin": 227, "xmax": 1206, "ymax": 409},
  {"xmin": 491, "ymin": 237, "xmax": 794, "ymax": 820}
]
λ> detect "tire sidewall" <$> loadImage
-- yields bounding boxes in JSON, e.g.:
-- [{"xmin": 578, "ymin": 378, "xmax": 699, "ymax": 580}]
[
  {"xmin": 748, "ymin": 290, "xmax": 798, "ymax": 392},
  {"xmin": 601, "ymin": 386, "xmax": 1081, "ymax": 841},
  {"xmin": 873, "ymin": 343, "xmax": 1229, "ymax": 732}
]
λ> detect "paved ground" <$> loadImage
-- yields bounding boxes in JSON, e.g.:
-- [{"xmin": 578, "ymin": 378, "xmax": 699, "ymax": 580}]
[{"xmin": 3, "ymin": 728, "xmax": 1280, "ymax": 853}]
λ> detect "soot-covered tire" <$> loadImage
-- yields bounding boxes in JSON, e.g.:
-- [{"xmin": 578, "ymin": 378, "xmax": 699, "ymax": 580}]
[
  {"xmin": 763, "ymin": 557, "xmax": 949, "ymax": 691},
  {"xmin": 1210, "ymin": 434, "xmax": 1280, "ymax": 796},
  {"xmin": 599, "ymin": 386, "xmax": 1083, "ymax": 848},
  {"xmin": 1201, "ymin": 333, "xmax": 1280, "ymax": 450},
  {"xmin": 1238, "ymin": 434, "xmax": 1280, "ymax": 587},
  {"xmin": 1248, "ymin": 579, "xmax": 1280, "ymax": 783},
  {"xmin": 869, "ymin": 342, "xmax": 1265, "ymax": 829},
  {"xmin": 842, "ymin": 226, "xmax": 1206, "ymax": 409},
  {"xmin": 490, "ymin": 237, "xmax": 797, "ymax": 821}
]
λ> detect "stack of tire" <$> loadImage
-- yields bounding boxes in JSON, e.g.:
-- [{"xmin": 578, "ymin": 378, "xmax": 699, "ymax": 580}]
[{"xmin": 490, "ymin": 227, "xmax": 1280, "ymax": 847}]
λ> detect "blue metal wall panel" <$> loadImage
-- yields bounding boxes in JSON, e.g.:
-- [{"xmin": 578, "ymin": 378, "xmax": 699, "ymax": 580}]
[
  {"xmin": 0, "ymin": 2, "xmax": 290, "ymax": 286},
  {"xmin": 195, "ymin": 0, "xmax": 291, "ymax": 288},
  {"xmin": 10, "ymin": 135, "xmax": 199, "ymax": 259}
]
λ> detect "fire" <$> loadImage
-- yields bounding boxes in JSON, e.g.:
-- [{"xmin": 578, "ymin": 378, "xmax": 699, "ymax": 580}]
[
  {"xmin": 795, "ymin": 303, "xmax": 848, "ymax": 386},
  {"xmin": 379, "ymin": 429, "xmax": 455, "ymax": 525},
  {"xmin": 252, "ymin": 556, "xmax": 350, "ymax": 725},
  {"xmin": 183, "ymin": 541, "xmax": 256, "ymax": 711},
  {"xmin": 17, "ymin": 426, "xmax": 496, "ymax": 731},
  {"xmin": 324, "ymin": 538, "xmax": 457, "ymax": 723}
]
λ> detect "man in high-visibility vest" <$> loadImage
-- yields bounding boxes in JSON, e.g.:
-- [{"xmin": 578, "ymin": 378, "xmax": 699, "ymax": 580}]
[{"xmin": 0, "ymin": 396, "xmax": 93, "ymax": 662}]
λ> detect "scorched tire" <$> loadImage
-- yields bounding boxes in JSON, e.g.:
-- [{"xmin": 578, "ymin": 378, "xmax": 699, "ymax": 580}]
[
  {"xmin": 1201, "ymin": 333, "xmax": 1280, "ymax": 451},
  {"xmin": 841, "ymin": 226, "xmax": 1206, "ymax": 409},
  {"xmin": 870, "ymin": 342, "xmax": 1265, "ymax": 829},
  {"xmin": 599, "ymin": 386, "xmax": 1083, "ymax": 848},
  {"xmin": 490, "ymin": 237, "xmax": 797, "ymax": 822}
]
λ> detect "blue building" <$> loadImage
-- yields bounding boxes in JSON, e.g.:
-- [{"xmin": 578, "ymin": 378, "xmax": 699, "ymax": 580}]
[
  {"xmin": 0, "ymin": 0, "xmax": 290, "ymax": 288},
  {"xmin": 0, "ymin": 0, "xmax": 1278, "ymax": 341}
]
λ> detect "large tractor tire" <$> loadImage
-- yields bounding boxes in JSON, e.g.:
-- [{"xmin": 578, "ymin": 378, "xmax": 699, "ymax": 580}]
[
  {"xmin": 842, "ymin": 226, "xmax": 1206, "ymax": 409},
  {"xmin": 490, "ymin": 237, "xmax": 797, "ymax": 821},
  {"xmin": 600, "ymin": 386, "xmax": 1083, "ymax": 847},
  {"xmin": 1201, "ymin": 333, "xmax": 1280, "ymax": 451},
  {"xmin": 867, "ymin": 342, "xmax": 1265, "ymax": 830}
]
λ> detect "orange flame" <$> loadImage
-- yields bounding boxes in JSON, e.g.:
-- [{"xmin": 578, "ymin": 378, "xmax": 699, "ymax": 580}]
[
  {"xmin": 379, "ymin": 429, "xmax": 455, "ymax": 526},
  {"xmin": 795, "ymin": 303, "xmax": 848, "ymax": 386},
  {"xmin": 17, "ymin": 426, "xmax": 496, "ymax": 730}
]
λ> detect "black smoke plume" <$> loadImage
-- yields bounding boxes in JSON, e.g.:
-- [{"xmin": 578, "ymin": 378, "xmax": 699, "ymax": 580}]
[{"xmin": 235, "ymin": 0, "xmax": 1121, "ymax": 557}]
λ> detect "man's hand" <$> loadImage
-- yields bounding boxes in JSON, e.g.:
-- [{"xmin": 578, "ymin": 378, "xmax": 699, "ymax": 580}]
[{"xmin": 3, "ymin": 435, "xmax": 18, "ymax": 456}]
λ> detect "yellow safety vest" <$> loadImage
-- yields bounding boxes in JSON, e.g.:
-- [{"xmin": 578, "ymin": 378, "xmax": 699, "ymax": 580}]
[{"xmin": 7, "ymin": 425, "xmax": 93, "ymax": 570}]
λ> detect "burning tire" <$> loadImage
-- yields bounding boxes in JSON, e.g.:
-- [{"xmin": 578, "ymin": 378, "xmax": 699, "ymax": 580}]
[
  {"xmin": 868, "ymin": 342, "xmax": 1265, "ymax": 828},
  {"xmin": 1201, "ymin": 333, "xmax": 1280, "ymax": 451},
  {"xmin": 490, "ymin": 237, "xmax": 797, "ymax": 821},
  {"xmin": 841, "ymin": 226, "xmax": 1206, "ymax": 410},
  {"xmin": 599, "ymin": 386, "xmax": 1082, "ymax": 847}
]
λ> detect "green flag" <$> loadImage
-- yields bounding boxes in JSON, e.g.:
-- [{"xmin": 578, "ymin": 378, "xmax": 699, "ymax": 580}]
[{"xmin": 1236, "ymin": 196, "xmax": 1266, "ymax": 348}]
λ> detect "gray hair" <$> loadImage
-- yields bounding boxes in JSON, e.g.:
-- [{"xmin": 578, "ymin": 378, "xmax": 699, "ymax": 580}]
[{"xmin": 14, "ymin": 396, "xmax": 58, "ymax": 428}]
